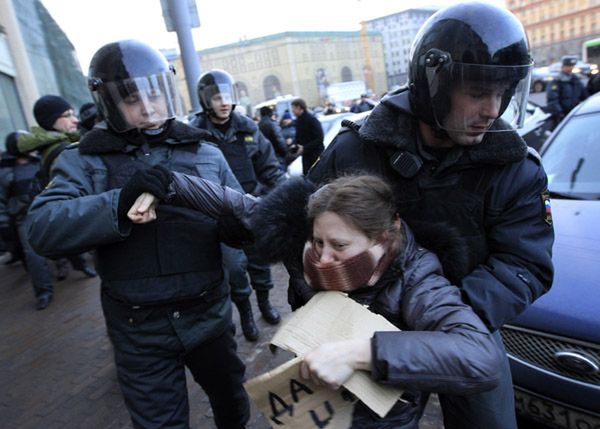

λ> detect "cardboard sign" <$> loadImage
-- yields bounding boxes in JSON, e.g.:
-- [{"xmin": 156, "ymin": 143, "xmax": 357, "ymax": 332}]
[
  {"xmin": 245, "ymin": 357, "xmax": 356, "ymax": 428},
  {"xmin": 245, "ymin": 291, "xmax": 404, "ymax": 427}
]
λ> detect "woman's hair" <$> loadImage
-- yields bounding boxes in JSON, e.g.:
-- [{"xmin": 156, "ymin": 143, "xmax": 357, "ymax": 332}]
[{"xmin": 307, "ymin": 175, "xmax": 397, "ymax": 240}]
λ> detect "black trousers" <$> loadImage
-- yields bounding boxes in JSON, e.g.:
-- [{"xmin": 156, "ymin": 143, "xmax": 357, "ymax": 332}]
[{"xmin": 103, "ymin": 294, "xmax": 250, "ymax": 429}]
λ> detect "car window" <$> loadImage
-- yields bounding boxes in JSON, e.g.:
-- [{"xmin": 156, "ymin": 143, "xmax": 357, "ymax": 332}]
[{"xmin": 542, "ymin": 113, "xmax": 600, "ymax": 199}]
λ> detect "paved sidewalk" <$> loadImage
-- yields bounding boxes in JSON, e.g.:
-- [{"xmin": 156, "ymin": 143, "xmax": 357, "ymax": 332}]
[{"xmin": 0, "ymin": 259, "xmax": 442, "ymax": 428}]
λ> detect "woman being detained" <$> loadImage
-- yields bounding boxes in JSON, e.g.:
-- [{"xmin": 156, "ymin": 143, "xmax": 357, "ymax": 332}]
[{"xmin": 128, "ymin": 169, "xmax": 502, "ymax": 429}]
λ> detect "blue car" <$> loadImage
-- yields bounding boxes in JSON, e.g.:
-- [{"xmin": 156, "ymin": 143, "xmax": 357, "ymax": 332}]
[{"xmin": 501, "ymin": 93, "xmax": 600, "ymax": 428}]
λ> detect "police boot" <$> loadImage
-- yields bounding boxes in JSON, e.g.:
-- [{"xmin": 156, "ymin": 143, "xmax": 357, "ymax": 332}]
[
  {"xmin": 256, "ymin": 290, "xmax": 281, "ymax": 325},
  {"xmin": 235, "ymin": 299, "xmax": 259, "ymax": 341}
]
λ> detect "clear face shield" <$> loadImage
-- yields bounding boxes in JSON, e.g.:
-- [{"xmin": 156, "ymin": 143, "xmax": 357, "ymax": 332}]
[
  {"xmin": 426, "ymin": 62, "xmax": 532, "ymax": 133},
  {"xmin": 99, "ymin": 71, "xmax": 184, "ymax": 132},
  {"xmin": 200, "ymin": 83, "xmax": 239, "ymax": 110}
]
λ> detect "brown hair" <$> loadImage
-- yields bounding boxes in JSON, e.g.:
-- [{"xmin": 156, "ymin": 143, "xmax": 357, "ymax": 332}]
[
  {"xmin": 307, "ymin": 175, "xmax": 398, "ymax": 241},
  {"xmin": 291, "ymin": 98, "xmax": 307, "ymax": 111}
]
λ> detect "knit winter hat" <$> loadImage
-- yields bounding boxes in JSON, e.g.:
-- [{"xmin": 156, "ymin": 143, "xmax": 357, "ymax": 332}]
[{"xmin": 33, "ymin": 95, "xmax": 72, "ymax": 131}]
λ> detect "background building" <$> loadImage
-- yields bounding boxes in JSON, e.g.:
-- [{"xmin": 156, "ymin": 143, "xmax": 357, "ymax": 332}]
[
  {"xmin": 508, "ymin": 0, "xmax": 600, "ymax": 65},
  {"xmin": 363, "ymin": 7, "xmax": 436, "ymax": 89},
  {"xmin": 0, "ymin": 0, "xmax": 89, "ymax": 148},
  {"xmin": 174, "ymin": 31, "xmax": 386, "ymax": 115}
]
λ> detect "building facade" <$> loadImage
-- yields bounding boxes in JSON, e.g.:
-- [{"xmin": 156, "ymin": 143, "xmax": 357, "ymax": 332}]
[
  {"xmin": 363, "ymin": 7, "xmax": 436, "ymax": 89},
  {"xmin": 0, "ymin": 0, "xmax": 89, "ymax": 148},
  {"xmin": 507, "ymin": 0, "xmax": 600, "ymax": 66},
  {"xmin": 174, "ymin": 31, "xmax": 386, "ymax": 115}
]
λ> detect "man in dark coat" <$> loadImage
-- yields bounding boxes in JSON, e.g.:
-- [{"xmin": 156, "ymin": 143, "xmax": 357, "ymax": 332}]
[
  {"xmin": 307, "ymin": 3, "xmax": 554, "ymax": 429},
  {"xmin": 291, "ymin": 98, "xmax": 324, "ymax": 175}
]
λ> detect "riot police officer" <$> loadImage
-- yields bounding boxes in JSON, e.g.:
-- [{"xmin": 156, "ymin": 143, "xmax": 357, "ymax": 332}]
[
  {"xmin": 26, "ymin": 40, "xmax": 250, "ymax": 429},
  {"xmin": 191, "ymin": 69, "xmax": 285, "ymax": 341},
  {"xmin": 307, "ymin": 3, "xmax": 554, "ymax": 429}
]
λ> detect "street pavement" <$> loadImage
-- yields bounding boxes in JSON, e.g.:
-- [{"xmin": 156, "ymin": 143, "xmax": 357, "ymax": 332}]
[{"xmin": 0, "ymin": 257, "xmax": 442, "ymax": 428}]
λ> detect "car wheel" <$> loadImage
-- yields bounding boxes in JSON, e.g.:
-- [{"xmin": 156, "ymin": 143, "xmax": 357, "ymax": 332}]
[{"xmin": 532, "ymin": 81, "xmax": 545, "ymax": 93}]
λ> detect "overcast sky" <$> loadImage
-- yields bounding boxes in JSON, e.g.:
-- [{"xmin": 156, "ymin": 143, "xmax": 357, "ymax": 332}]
[{"xmin": 40, "ymin": 0, "xmax": 505, "ymax": 72}]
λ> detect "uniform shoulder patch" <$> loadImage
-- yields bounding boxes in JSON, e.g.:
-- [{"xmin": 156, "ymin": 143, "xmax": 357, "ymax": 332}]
[{"xmin": 541, "ymin": 189, "xmax": 552, "ymax": 226}]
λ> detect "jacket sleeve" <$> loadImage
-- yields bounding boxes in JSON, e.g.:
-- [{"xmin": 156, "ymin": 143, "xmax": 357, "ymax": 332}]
[
  {"xmin": 25, "ymin": 149, "xmax": 127, "ymax": 258},
  {"xmin": 252, "ymin": 130, "xmax": 286, "ymax": 189},
  {"xmin": 545, "ymin": 82, "xmax": 563, "ymax": 116},
  {"xmin": 298, "ymin": 116, "xmax": 324, "ymax": 153},
  {"xmin": 170, "ymin": 171, "xmax": 258, "ymax": 231},
  {"xmin": 370, "ymin": 250, "xmax": 503, "ymax": 395},
  {"xmin": 270, "ymin": 122, "xmax": 289, "ymax": 158},
  {"xmin": 460, "ymin": 157, "xmax": 554, "ymax": 331}
]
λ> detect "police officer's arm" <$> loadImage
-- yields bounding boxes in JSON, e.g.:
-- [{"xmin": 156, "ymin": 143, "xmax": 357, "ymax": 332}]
[
  {"xmin": 459, "ymin": 157, "xmax": 554, "ymax": 331},
  {"xmin": 252, "ymin": 131, "xmax": 286, "ymax": 187},
  {"xmin": 26, "ymin": 149, "xmax": 129, "ymax": 258},
  {"xmin": 271, "ymin": 122, "xmax": 289, "ymax": 158}
]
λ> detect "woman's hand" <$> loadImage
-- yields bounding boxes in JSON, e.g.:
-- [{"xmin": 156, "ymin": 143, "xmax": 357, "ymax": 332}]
[
  {"xmin": 299, "ymin": 339, "xmax": 372, "ymax": 390},
  {"xmin": 128, "ymin": 192, "xmax": 159, "ymax": 224}
]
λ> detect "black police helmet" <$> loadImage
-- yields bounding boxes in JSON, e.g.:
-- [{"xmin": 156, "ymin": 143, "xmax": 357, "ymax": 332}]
[
  {"xmin": 196, "ymin": 69, "xmax": 239, "ymax": 114},
  {"xmin": 408, "ymin": 2, "xmax": 532, "ymax": 129},
  {"xmin": 88, "ymin": 40, "xmax": 181, "ymax": 132}
]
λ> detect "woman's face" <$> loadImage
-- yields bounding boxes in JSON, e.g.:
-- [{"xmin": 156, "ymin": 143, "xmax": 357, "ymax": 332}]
[{"xmin": 312, "ymin": 211, "xmax": 376, "ymax": 263}]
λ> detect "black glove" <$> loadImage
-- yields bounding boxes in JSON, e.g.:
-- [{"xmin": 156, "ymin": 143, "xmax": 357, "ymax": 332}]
[{"xmin": 117, "ymin": 164, "xmax": 173, "ymax": 221}]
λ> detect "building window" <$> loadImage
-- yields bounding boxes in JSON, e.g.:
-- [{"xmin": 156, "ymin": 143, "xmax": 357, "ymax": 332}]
[
  {"xmin": 263, "ymin": 75, "xmax": 282, "ymax": 100},
  {"xmin": 341, "ymin": 66, "xmax": 353, "ymax": 82},
  {"xmin": 0, "ymin": 72, "xmax": 28, "ymax": 142}
]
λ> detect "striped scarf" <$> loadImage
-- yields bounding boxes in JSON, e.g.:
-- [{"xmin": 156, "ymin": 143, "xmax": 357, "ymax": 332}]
[{"xmin": 302, "ymin": 235, "xmax": 401, "ymax": 292}]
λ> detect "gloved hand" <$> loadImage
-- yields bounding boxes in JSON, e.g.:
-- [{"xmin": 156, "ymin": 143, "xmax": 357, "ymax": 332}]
[{"xmin": 117, "ymin": 165, "xmax": 173, "ymax": 221}]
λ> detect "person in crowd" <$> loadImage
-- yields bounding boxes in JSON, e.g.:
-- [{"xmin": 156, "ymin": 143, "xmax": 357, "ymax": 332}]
[
  {"xmin": 18, "ymin": 95, "xmax": 97, "ymax": 280},
  {"xmin": 351, "ymin": 93, "xmax": 375, "ymax": 113},
  {"xmin": 306, "ymin": 3, "xmax": 554, "ymax": 429},
  {"xmin": 0, "ymin": 131, "xmax": 56, "ymax": 310},
  {"xmin": 25, "ymin": 40, "xmax": 250, "ymax": 429},
  {"xmin": 78, "ymin": 102, "xmax": 100, "ymax": 136},
  {"xmin": 290, "ymin": 98, "xmax": 324, "ymax": 175},
  {"xmin": 0, "ymin": 146, "xmax": 24, "ymax": 266},
  {"xmin": 546, "ymin": 55, "xmax": 588, "ymax": 124},
  {"xmin": 279, "ymin": 110, "xmax": 298, "ymax": 166},
  {"xmin": 126, "ymin": 171, "xmax": 504, "ymax": 429},
  {"xmin": 190, "ymin": 69, "xmax": 285, "ymax": 341},
  {"xmin": 586, "ymin": 71, "xmax": 600, "ymax": 95},
  {"xmin": 258, "ymin": 105, "xmax": 288, "ymax": 169}
]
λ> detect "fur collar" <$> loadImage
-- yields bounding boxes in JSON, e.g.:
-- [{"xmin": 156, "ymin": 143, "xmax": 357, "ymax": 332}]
[
  {"xmin": 79, "ymin": 120, "xmax": 212, "ymax": 155},
  {"xmin": 357, "ymin": 100, "xmax": 528, "ymax": 165}
]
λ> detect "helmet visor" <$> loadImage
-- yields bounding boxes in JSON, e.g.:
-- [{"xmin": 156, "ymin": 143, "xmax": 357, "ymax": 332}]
[
  {"xmin": 199, "ymin": 83, "xmax": 239, "ymax": 110},
  {"xmin": 99, "ymin": 71, "xmax": 183, "ymax": 132},
  {"xmin": 426, "ymin": 62, "xmax": 532, "ymax": 133}
]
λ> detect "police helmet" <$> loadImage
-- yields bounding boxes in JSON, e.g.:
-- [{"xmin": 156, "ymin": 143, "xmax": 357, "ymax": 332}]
[
  {"xmin": 561, "ymin": 55, "xmax": 578, "ymax": 67},
  {"xmin": 408, "ymin": 2, "xmax": 533, "ymax": 132},
  {"xmin": 196, "ymin": 69, "xmax": 239, "ymax": 114},
  {"xmin": 87, "ymin": 40, "xmax": 183, "ymax": 132}
]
